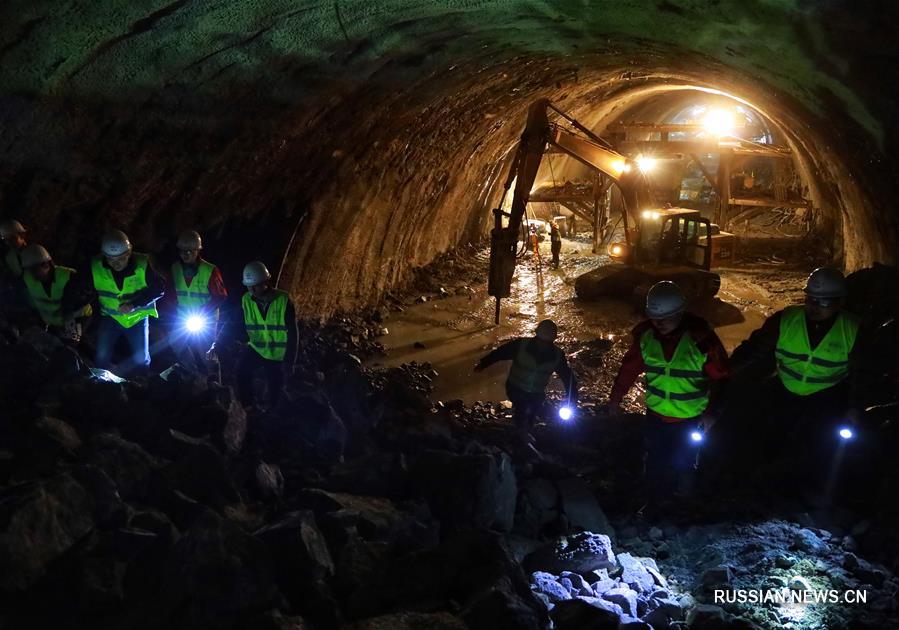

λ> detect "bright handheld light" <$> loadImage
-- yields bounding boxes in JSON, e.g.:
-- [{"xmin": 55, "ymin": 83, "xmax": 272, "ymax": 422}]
[
  {"xmin": 558, "ymin": 406, "xmax": 574, "ymax": 421},
  {"xmin": 838, "ymin": 426, "xmax": 854, "ymax": 441},
  {"xmin": 185, "ymin": 314, "xmax": 207, "ymax": 334},
  {"xmin": 690, "ymin": 430, "xmax": 704, "ymax": 443}
]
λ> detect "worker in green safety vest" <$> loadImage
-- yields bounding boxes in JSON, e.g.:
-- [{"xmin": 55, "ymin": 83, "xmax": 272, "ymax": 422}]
[
  {"xmin": 14, "ymin": 244, "xmax": 92, "ymax": 343},
  {"xmin": 168, "ymin": 230, "xmax": 227, "ymax": 375},
  {"xmin": 605, "ymin": 281, "xmax": 729, "ymax": 500},
  {"xmin": 84, "ymin": 229, "xmax": 165, "ymax": 376},
  {"xmin": 730, "ymin": 267, "xmax": 865, "ymax": 492},
  {"xmin": 235, "ymin": 260, "xmax": 297, "ymax": 408},
  {"xmin": 475, "ymin": 319, "xmax": 577, "ymax": 442}
]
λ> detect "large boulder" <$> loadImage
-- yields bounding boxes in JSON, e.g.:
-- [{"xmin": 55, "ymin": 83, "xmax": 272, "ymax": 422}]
[
  {"xmin": 411, "ymin": 447, "xmax": 517, "ymax": 532},
  {"xmin": 347, "ymin": 530, "xmax": 548, "ymax": 629},
  {"xmin": 296, "ymin": 489, "xmax": 437, "ymax": 551},
  {"xmin": 320, "ymin": 452, "xmax": 410, "ymax": 499},
  {"xmin": 617, "ymin": 553, "xmax": 656, "ymax": 594},
  {"xmin": 0, "ymin": 473, "xmax": 96, "ymax": 590},
  {"xmin": 58, "ymin": 377, "xmax": 130, "ymax": 435},
  {"xmin": 555, "ymin": 477, "xmax": 614, "ymax": 537},
  {"xmin": 80, "ymin": 433, "xmax": 161, "ymax": 500},
  {"xmin": 549, "ymin": 598, "xmax": 620, "ymax": 630},
  {"xmin": 159, "ymin": 430, "xmax": 242, "ymax": 509},
  {"xmin": 174, "ymin": 385, "xmax": 247, "ymax": 455},
  {"xmin": 254, "ymin": 510, "xmax": 335, "ymax": 614},
  {"xmin": 514, "ymin": 478, "xmax": 561, "ymax": 538},
  {"xmin": 525, "ymin": 532, "xmax": 616, "ymax": 575},
  {"xmin": 161, "ymin": 509, "xmax": 281, "ymax": 627}
]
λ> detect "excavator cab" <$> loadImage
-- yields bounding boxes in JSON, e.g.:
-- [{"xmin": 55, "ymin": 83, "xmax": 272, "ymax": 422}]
[{"xmin": 612, "ymin": 208, "xmax": 712, "ymax": 269}]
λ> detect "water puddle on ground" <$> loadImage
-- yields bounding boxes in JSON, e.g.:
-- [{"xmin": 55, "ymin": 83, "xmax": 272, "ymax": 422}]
[{"xmin": 368, "ymin": 239, "xmax": 808, "ymax": 404}]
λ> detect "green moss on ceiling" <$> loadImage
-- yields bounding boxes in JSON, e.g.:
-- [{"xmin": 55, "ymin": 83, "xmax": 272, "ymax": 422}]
[{"xmin": 0, "ymin": 0, "xmax": 885, "ymax": 142}]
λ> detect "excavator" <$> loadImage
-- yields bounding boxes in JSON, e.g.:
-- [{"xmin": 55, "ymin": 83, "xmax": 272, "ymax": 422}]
[{"xmin": 488, "ymin": 99, "xmax": 732, "ymax": 322}]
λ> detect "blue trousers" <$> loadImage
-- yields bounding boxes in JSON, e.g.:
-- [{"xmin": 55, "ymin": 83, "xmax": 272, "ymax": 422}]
[{"xmin": 95, "ymin": 316, "xmax": 150, "ymax": 376}]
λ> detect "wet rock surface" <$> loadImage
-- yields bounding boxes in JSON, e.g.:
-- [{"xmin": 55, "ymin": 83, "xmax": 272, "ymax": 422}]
[{"xmin": 2, "ymin": 300, "xmax": 899, "ymax": 630}]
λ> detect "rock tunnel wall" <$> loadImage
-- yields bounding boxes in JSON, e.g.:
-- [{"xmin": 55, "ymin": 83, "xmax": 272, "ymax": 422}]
[{"xmin": 0, "ymin": 0, "xmax": 896, "ymax": 315}]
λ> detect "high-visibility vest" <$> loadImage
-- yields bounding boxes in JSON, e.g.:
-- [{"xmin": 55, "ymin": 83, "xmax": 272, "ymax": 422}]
[
  {"xmin": 640, "ymin": 328, "xmax": 710, "ymax": 419},
  {"xmin": 4, "ymin": 247, "xmax": 22, "ymax": 277},
  {"xmin": 171, "ymin": 260, "xmax": 218, "ymax": 318},
  {"xmin": 23, "ymin": 266, "xmax": 75, "ymax": 327},
  {"xmin": 91, "ymin": 254, "xmax": 159, "ymax": 328},
  {"xmin": 242, "ymin": 290, "xmax": 290, "ymax": 361},
  {"xmin": 775, "ymin": 305, "xmax": 859, "ymax": 396},
  {"xmin": 507, "ymin": 339, "xmax": 561, "ymax": 394}
]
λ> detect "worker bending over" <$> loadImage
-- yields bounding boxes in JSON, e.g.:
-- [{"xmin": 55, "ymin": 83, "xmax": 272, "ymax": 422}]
[
  {"xmin": 169, "ymin": 230, "xmax": 227, "ymax": 375},
  {"xmin": 605, "ymin": 281, "xmax": 729, "ymax": 499},
  {"xmin": 15, "ymin": 244, "xmax": 92, "ymax": 343},
  {"xmin": 236, "ymin": 261, "xmax": 297, "ymax": 408},
  {"xmin": 475, "ymin": 319, "xmax": 577, "ymax": 439},
  {"xmin": 730, "ymin": 267, "xmax": 863, "ymax": 489}
]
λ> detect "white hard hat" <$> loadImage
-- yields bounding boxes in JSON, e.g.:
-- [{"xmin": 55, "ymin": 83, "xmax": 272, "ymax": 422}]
[
  {"xmin": 804, "ymin": 267, "xmax": 846, "ymax": 299},
  {"xmin": 242, "ymin": 261, "xmax": 271, "ymax": 287},
  {"xmin": 535, "ymin": 319, "xmax": 558, "ymax": 342},
  {"xmin": 20, "ymin": 244, "xmax": 52, "ymax": 268},
  {"xmin": 101, "ymin": 229, "xmax": 132, "ymax": 257},
  {"xmin": 176, "ymin": 230, "xmax": 202, "ymax": 250},
  {"xmin": 0, "ymin": 219, "xmax": 26, "ymax": 239},
  {"xmin": 646, "ymin": 281, "xmax": 686, "ymax": 319}
]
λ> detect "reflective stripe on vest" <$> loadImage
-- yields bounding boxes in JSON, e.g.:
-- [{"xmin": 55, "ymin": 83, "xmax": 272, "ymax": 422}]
[
  {"xmin": 4, "ymin": 247, "xmax": 22, "ymax": 277},
  {"xmin": 775, "ymin": 305, "xmax": 859, "ymax": 396},
  {"xmin": 171, "ymin": 260, "xmax": 217, "ymax": 318},
  {"xmin": 242, "ymin": 290, "xmax": 290, "ymax": 361},
  {"xmin": 639, "ymin": 328, "xmax": 710, "ymax": 419},
  {"xmin": 506, "ymin": 339, "xmax": 560, "ymax": 394},
  {"xmin": 91, "ymin": 254, "xmax": 159, "ymax": 328},
  {"xmin": 24, "ymin": 266, "xmax": 74, "ymax": 327}
]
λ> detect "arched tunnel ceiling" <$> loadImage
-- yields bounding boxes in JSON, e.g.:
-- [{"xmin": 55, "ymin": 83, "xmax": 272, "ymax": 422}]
[{"xmin": 1, "ymin": 0, "xmax": 897, "ymax": 314}]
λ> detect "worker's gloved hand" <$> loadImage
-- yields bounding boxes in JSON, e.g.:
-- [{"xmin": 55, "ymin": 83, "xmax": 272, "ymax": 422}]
[
  {"xmin": 698, "ymin": 412, "xmax": 718, "ymax": 432},
  {"xmin": 61, "ymin": 319, "xmax": 82, "ymax": 343},
  {"xmin": 118, "ymin": 303, "xmax": 135, "ymax": 314}
]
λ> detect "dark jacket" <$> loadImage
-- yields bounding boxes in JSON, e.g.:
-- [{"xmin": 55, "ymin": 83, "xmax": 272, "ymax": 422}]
[{"xmin": 478, "ymin": 336, "xmax": 577, "ymax": 401}]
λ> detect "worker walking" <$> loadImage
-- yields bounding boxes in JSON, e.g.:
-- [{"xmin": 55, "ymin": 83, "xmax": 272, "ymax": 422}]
[
  {"xmin": 729, "ymin": 267, "xmax": 863, "ymax": 493},
  {"xmin": 474, "ymin": 319, "xmax": 577, "ymax": 441},
  {"xmin": 16, "ymin": 244, "xmax": 92, "ymax": 343},
  {"xmin": 1, "ymin": 219, "xmax": 28, "ymax": 287},
  {"xmin": 236, "ymin": 261, "xmax": 297, "ymax": 408},
  {"xmin": 604, "ymin": 281, "xmax": 729, "ymax": 501},
  {"xmin": 87, "ymin": 229, "xmax": 165, "ymax": 376},
  {"xmin": 550, "ymin": 220, "xmax": 562, "ymax": 268},
  {"xmin": 168, "ymin": 230, "xmax": 227, "ymax": 375}
]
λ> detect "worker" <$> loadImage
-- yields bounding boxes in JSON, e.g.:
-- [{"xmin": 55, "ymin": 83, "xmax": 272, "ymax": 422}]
[
  {"xmin": 550, "ymin": 220, "xmax": 562, "ymax": 268},
  {"xmin": 87, "ymin": 229, "xmax": 165, "ymax": 376},
  {"xmin": 0, "ymin": 219, "xmax": 28, "ymax": 286},
  {"xmin": 236, "ymin": 261, "xmax": 297, "ymax": 408},
  {"xmin": 729, "ymin": 267, "xmax": 863, "ymax": 487},
  {"xmin": 474, "ymin": 319, "xmax": 577, "ymax": 440},
  {"xmin": 16, "ymin": 244, "xmax": 92, "ymax": 342},
  {"xmin": 168, "ymin": 230, "xmax": 227, "ymax": 375},
  {"xmin": 604, "ymin": 281, "xmax": 729, "ymax": 500}
]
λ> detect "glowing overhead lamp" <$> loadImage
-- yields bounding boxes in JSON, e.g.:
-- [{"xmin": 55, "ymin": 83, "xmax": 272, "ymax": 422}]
[
  {"xmin": 636, "ymin": 155, "xmax": 657, "ymax": 173},
  {"xmin": 702, "ymin": 109, "xmax": 735, "ymax": 137}
]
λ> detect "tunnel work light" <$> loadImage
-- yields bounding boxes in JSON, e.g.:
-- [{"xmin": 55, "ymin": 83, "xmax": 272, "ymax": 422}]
[
  {"xmin": 609, "ymin": 243, "xmax": 625, "ymax": 257},
  {"xmin": 185, "ymin": 314, "xmax": 208, "ymax": 334},
  {"xmin": 636, "ymin": 156, "xmax": 657, "ymax": 173},
  {"xmin": 838, "ymin": 426, "xmax": 854, "ymax": 441},
  {"xmin": 558, "ymin": 406, "xmax": 574, "ymax": 421},
  {"xmin": 641, "ymin": 210, "xmax": 661, "ymax": 220},
  {"xmin": 702, "ymin": 109, "xmax": 735, "ymax": 137},
  {"xmin": 690, "ymin": 430, "xmax": 704, "ymax": 443}
]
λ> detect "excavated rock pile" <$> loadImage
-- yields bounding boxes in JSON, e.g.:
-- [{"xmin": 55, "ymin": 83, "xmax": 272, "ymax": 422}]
[{"xmin": 2, "ymin": 311, "xmax": 899, "ymax": 629}]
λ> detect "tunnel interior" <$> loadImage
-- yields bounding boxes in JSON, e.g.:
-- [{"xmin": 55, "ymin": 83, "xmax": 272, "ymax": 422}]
[{"xmin": 2, "ymin": 2, "xmax": 899, "ymax": 629}]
